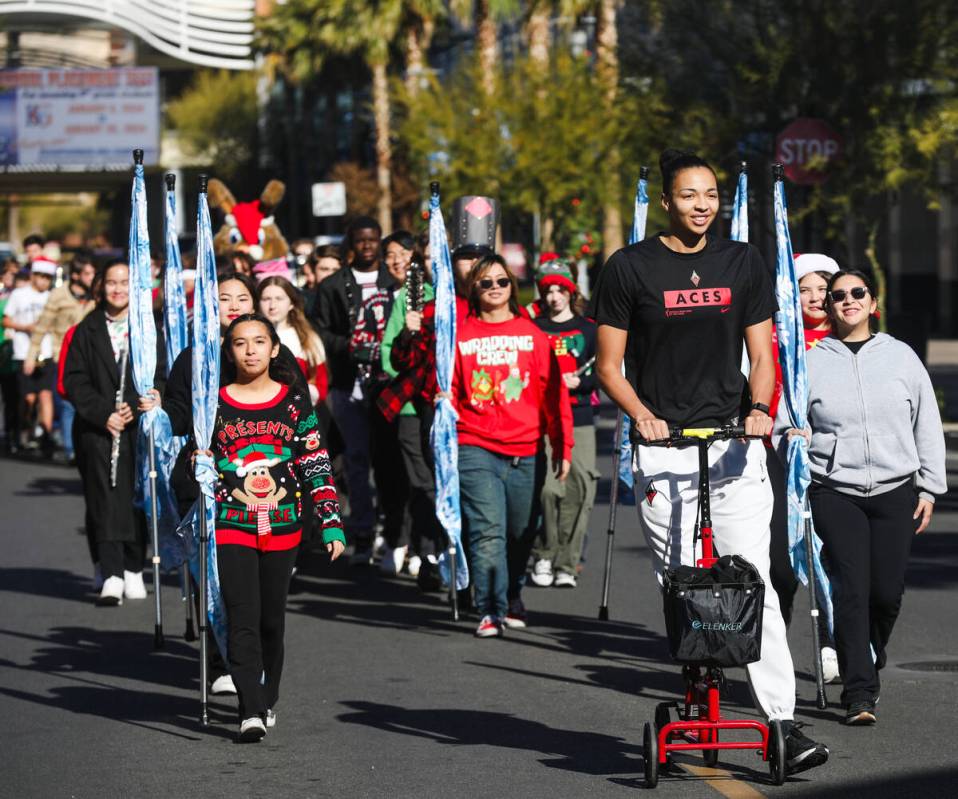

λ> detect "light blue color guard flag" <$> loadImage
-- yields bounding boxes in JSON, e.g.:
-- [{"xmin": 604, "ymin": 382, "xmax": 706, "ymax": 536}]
[
  {"xmin": 731, "ymin": 164, "xmax": 751, "ymax": 377},
  {"xmin": 155, "ymin": 175, "xmax": 189, "ymax": 569},
  {"xmin": 430, "ymin": 187, "xmax": 468, "ymax": 590},
  {"xmin": 127, "ymin": 157, "xmax": 179, "ymax": 568},
  {"xmin": 183, "ymin": 184, "xmax": 229, "ymax": 657},
  {"xmin": 617, "ymin": 172, "xmax": 650, "ymax": 493},
  {"xmin": 773, "ymin": 175, "xmax": 833, "ymax": 628}
]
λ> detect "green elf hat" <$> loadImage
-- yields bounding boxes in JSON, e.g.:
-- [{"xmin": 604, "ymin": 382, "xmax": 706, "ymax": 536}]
[{"xmin": 535, "ymin": 253, "xmax": 577, "ymax": 295}]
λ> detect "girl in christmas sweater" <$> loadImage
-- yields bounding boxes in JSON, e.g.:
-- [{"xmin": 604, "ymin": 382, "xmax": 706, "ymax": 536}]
[{"xmin": 209, "ymin": 313, "xmax": 345, "ymax": 742}]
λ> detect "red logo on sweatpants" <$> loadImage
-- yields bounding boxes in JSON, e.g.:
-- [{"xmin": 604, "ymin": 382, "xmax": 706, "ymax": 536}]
[{"xmin": 645, "ymin": 481, "xmax": 658, "ymax": 506}]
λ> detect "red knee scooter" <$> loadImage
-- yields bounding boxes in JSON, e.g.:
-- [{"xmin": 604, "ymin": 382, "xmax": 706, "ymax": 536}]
[{"xmin": 641, "ymin": 426, "xmax": 787, "ymax": 788}]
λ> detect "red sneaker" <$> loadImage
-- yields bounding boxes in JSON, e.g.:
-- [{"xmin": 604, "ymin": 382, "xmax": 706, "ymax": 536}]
[{"xmin": 474, "ymin": 615, "xmax": 503, "ymax": 638}]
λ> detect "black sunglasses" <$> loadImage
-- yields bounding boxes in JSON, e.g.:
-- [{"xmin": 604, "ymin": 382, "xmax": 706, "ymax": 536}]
[
  {"xmin": 478, "ymin": 277, "xmax": 511, "ymax": 290},
  {"xmin": 829, "ymin": 287, "xmax": 869, "ymax": 303}
]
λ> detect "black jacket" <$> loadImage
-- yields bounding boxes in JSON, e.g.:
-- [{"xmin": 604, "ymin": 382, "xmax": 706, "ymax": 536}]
[{"xmin": 312, "ymin": 265, "xmax": 396, "ymax": 390}]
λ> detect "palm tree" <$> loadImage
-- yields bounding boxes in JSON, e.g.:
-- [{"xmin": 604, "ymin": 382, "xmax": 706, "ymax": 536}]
[
  {"xmin": 451, "ymin": 0, "xmax": 518, "ymax": 95},
  {"xmin": 403, "ymin": 0, "xmax": 445, "ymax": 97},
  {"xmin": 596, "ymin": 0, "xmax": 625, "ymax": 256}
]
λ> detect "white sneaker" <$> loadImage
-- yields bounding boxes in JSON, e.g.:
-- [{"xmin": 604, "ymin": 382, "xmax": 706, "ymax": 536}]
[
  {"xmin": 554, "ymin": 571, "xmax": 577, "ymax": 588},
  {"xmin": 238, "ymin": 716, "xmax": 266, "ymax": 742},
  {"xmin": 265, "ymin": 709, "xmax": 277, "ymax": 728},
  {"xmin": 530, "ymin": 559, "xmax": 554, "ymax": 587},
  {"xmin": 123, "ymin": 570, "xmax": 148, "ymax": 600},
  {"xmin": 407, "ymin": 555, "xmax": 422, "ymax": 578},
  {"xmin": 821, "ymin": 646, "xmax": 840, "ymax": 684},
  {"xmin": 211, "ymin": 674, "xmax": 237, "ymax": 695},
  {"xmin": 373, "ymin": 533, "xmax": 386, "ymax": 555},
  {"xmin": 380, "ymin": 545, "xmax": 407, "ymax": 575},
  {"xmin": 93, "ymin": 563, "xmax": 103, "ymax": 592},
  {"xmin": 97, "ymin": 576, "xmax": 124, "ymax": 606}
]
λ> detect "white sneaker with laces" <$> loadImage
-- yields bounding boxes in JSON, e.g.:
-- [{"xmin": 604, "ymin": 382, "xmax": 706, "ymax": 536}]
[
  {"xmin": 97, "ymin": 576, "xmax": 124, "ymax": 606},
  {"xmin": 123, "ymin": 570, "xmax": 148, "ymax": 599},
  {"xmin": 238, "ymin": 716, "xmax": 266, "ymax": 742},
  {"xmin": 266, "ymin": 709, "xmax": 277, "ymax": 728},
  {"xmin": 821, "ymin": 646, "xmax": 840, "ymax": 684},
  {"xmin": 407, "ymin": 555, "xmax": 422, "ymax": 578},
  {"xmin": 211, "ymin": 674, "xmax": 237, "ymax": 695},
  {"xmin": 380, "ymin": 545, "xmax": 407, "ymax": 575},
  {"xmin": 554, "ymin": 571, "xmax": 577, "ymax": 588},
  {"xmin": 530, "ymin": 559, "xmax": 554, "ymax": 587}
]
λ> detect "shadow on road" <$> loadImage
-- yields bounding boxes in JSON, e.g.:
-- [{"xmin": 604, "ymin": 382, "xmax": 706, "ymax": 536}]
[
  {"xmin": 336, "ymin": 699, "xmax": 644, "ymax": 776},
  {"xmin": 13, "ymin": 474, "xmax": 83, "ymax": 496},
  {"xmin": 0, "ymin": 567, "xmax": 93, "ymax": 604}
]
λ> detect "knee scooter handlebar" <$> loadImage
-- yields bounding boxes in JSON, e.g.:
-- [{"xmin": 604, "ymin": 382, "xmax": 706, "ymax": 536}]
[{"xmin": 636, "ymin": 424, "xmax": 760, "ymax": 447}]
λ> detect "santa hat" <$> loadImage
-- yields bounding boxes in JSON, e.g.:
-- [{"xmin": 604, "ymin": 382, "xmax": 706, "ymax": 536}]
[
  {"xmin": 30, "ymin": 257, "xmax": 57, "ymax": 277},
  {"xmin": 794, "ymin": 253, "xmax": 840, "ymax": 282},
  {"xmin": 535, "ymin": 257, "xmax": 577, "ymax": 295},
  {"xmin": 233, "ymin": 449, "xmax": 281, "ymax": 477}
]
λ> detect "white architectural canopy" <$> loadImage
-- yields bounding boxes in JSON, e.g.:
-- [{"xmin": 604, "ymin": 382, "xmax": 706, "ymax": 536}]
[{"xmin": 0, "ymin": 0, "xmax": 255, "ymax": 70}]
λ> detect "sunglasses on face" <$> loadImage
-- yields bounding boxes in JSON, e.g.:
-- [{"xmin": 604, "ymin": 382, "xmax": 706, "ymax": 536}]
[
  {"xmin": 479, "ymin": 277, "xmax": 511, "ymax": 290},
  {"xmin": 829, "ymin": 287, "xmax": 869, "ymax": 302}
]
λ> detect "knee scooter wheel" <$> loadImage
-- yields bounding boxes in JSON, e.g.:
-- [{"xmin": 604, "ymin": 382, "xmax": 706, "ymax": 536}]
[
  {"xmin": 767, "ymin": 720, "xmax": 787, "ymax": 786},
  {"xmin": 643, "ymin": 722, "xmax": 659, "ymax": 788},
  {"xmin": 654, "ymin": 702, "xmax": 676, "ymax": 768},
  {"xmin": 703, "ymin": 731, "xmax": 719, "ymax": 768}
]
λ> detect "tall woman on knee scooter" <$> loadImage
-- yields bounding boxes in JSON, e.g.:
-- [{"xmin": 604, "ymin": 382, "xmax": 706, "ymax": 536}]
[
  {"xmin": 592, "ymin": 149, "xmax": 829, "ymax": 776},
  {"xmin": 775, "ymin": 270, "xmax": 946, "ymax": 727}
]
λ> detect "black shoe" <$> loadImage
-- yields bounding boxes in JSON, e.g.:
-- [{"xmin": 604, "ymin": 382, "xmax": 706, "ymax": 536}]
[
  {"xmin": 844, "ymin": 701, "xmax": 877, "ymax": 726},
  {"xmin": 416, "ymin": 559, "xmax": 442, "ymax": 592},
  {"xmin": 784, "ymin": 723, "xmax": 829, "ymax": 775}
]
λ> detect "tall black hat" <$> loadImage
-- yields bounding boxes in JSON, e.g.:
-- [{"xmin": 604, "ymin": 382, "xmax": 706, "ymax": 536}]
[{"xmin": 450, "ymin": 196, "xmax": 499, "ymax": 260}]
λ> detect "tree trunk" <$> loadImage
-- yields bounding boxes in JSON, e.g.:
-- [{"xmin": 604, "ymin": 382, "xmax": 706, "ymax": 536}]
[
  {"xmin": 405, "ymin": 23, "xmax": 424, "ymax": 97},
  {"xmin": 372, "ymin": 59, "xmax": 393, "ymax": 235},
  {"xmin": 477, "ymin": 0, "xmax": 498, "ymax": 95},
  {"xmin": 597, "ymin": 0, "xmax": 623, "ymax": 256},
  {"xmin": 527, "ymin": 6, "xmax": 550, "ymax": 67}
]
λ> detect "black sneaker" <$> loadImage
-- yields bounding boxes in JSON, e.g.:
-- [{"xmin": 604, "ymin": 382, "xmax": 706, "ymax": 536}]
[
  {"xmin": 845, "ymin": 701, "xmax": 877, "ymax": 726},
  {"xmin": 784, "ymin": 723, "xmax": 829, "ymax": 775}
]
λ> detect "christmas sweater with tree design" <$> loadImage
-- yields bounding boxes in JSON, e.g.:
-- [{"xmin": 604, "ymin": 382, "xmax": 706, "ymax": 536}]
[
  {"xmin": 451, "ymin": 314, "xmax": 573, "ymax": 461},
  {"xmin": 212, "ymin": 384, "xmax": 345, "ymax": 551}
]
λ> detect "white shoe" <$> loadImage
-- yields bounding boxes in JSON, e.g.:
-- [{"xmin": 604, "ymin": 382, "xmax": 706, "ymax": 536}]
[
  {"xmin": 530, "ymin": 559, "xmax": 554, "ymax": 587},
  {"xmin": 380, "ymin": 545, "xmax": 407, "ymax": 575},
  {"xmin": 211, "ymin": 674, "xmax": 237, "ymax": 695},
  {"xmin": 238, "ymin": 716, "xmax": 266, "ymax": 742},
  {"xmin": 821, "ymin": 646, "xmax": 840, "ymax": 684},
  {"xmin": 97, "ymin": 576, "xmax": 124, "ymax": 606},
  {"xmin": 123, "ymin": 570, "xmax": 148, "ymax": 600},
  {"xmin": 554, "ymin": 571, "xmax": 577, "ymax": 588},
  {"xmin": 407, "ymin": 555, "xmax": 422, "ymax": 578},
  {"xmin": 266, "ymin": 709, "xmax": 277, "ymax": 728},
  {"xmin": 373, "ymin": 533, "xmax": 386, "ymax": 555},
  {"xmin": 93, "ymin": 563, "xmax": 103, "ymax": 592}
]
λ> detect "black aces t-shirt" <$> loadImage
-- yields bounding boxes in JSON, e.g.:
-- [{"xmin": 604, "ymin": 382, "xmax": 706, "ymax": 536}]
[{"xmin": 592, "ymin": 235, "xmax": 777, "ymax": 426}]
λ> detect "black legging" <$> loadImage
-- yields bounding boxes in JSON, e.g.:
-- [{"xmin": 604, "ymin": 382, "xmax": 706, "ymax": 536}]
[
  {"xmin": 810, "ymin": 481, "xmax": 918, "ymax": 706},
  {"xmin": 766, "ymin": 447, "xmax": 799, "ymax": 624},
  {"xmin": 217, "ymin": 544, "xmax": 298, "ymax": 720}
]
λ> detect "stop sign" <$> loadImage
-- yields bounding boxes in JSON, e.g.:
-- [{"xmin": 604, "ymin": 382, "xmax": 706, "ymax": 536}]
[{"xmin": 775, "ymin": 118, "xmax": 843, "ymax": 185}]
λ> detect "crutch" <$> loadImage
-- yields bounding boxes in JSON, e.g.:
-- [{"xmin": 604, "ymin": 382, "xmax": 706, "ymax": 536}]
[{"xmin": 598, "ymin": 411, "xmax": 625, "ymax": 620}]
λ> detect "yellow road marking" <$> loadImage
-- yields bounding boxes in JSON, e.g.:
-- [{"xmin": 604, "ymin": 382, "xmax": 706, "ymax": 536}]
[{"xmin": 679, "ymin": 762, "xmax": 768, "ymax": 799}]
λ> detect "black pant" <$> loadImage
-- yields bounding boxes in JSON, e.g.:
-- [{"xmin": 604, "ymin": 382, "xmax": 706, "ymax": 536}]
[
  {"xmin": 0, "ymin": 371, "xmax": 18, "ymax": 444},
  {"xmin": 397, "ymin": 414, "xmax": 443, "ymax": 558},
  {"xmin": 766, "ymin": 447, "xmax": 799, "ymax": 625},
  {"xmin": 810, "ymin": 481, "xmax": 918, "ymax": 705},
  {"xmin": 370, "ymin": 404, "xmax": 409, "ymax": 548},
  {"xmin": 99, "ymin": 539, "xmax": 146, "ymax": 579},
  {"xmin": 217, "ymin": 544, "xmax": 298, "ymax": 719}
]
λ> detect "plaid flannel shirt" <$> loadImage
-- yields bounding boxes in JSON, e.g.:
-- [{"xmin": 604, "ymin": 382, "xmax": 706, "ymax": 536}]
[{"xmin": 376, "ymin": 301, "xmax": 438, "ymax": 423}]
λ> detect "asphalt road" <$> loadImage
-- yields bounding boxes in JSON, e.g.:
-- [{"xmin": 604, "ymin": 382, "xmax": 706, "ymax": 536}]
[{"xmin": 3, "ymin": 422, "xmax": 958, "ymax": 799}]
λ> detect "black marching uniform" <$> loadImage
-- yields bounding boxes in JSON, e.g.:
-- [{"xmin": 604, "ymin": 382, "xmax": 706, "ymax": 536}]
[{"xmin": 63, "ymin": 308, "xmax": 162, "ymax": 578}]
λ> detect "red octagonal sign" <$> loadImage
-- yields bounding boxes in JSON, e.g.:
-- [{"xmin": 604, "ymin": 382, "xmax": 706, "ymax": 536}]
[{"xmin": 775, "ymin": 118, "xmax": 843, "ymax": 185}]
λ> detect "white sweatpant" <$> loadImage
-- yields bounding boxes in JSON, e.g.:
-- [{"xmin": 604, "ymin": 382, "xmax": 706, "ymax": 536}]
[{"xmin": 634, "ymin": 438, "xmax": 795, "ymax": 721}]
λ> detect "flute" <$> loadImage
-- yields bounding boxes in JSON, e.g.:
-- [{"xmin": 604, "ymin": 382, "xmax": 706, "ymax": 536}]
[{"xmin": 110, "ymin": 343, "xmax": 129, "ymax": 488}]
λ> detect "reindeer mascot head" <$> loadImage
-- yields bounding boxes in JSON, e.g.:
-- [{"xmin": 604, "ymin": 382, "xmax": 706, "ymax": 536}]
[{"xmin": 207, "ymin": 178, "xmax": 290, "ymax": 261}]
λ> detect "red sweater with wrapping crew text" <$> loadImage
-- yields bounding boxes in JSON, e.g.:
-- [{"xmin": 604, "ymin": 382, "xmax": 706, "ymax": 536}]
[
  {"xmin": 451, "ymin": 314, "xmax": 573, "ymax": 461},
  {"xmin": 212, "ymin": 384, "xmax": 345, "ymax": 551}
]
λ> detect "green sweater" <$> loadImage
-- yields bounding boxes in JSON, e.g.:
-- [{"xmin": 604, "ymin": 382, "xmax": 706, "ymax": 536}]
[{"xmin": 380, "ymin": 282, "xmax": 435, "ymax": 417}]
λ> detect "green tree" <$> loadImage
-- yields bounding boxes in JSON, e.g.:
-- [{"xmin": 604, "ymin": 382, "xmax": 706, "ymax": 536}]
[{"xmin": 166, "ymin": 70, "xmax": 258, "ymax": 179}]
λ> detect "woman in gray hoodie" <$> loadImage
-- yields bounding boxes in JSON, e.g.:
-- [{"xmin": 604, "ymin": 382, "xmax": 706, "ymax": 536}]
[{"xmin": 776, "ymin": 269, "xmax": 946, "ymax": 727}]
